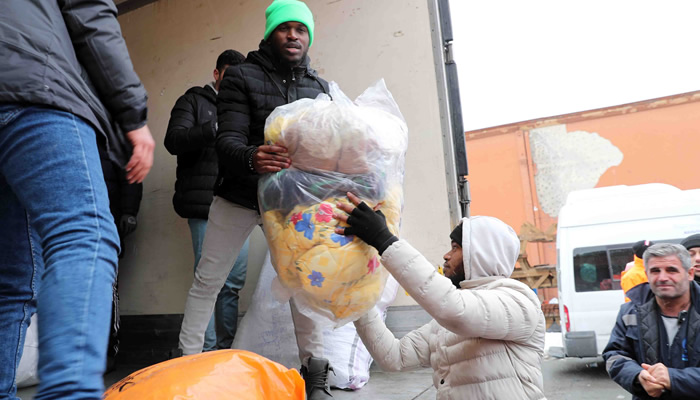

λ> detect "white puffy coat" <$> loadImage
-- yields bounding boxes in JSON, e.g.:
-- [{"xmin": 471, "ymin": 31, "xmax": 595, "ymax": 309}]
[{"xmin": 354, "ymin": 216, "xmax": 546, "ymax": 399}]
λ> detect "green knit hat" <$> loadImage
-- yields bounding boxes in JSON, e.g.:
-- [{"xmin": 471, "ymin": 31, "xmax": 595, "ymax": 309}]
[{"xmin": 264, "ymin": 0, "xmax": 315, "ymax": 46}]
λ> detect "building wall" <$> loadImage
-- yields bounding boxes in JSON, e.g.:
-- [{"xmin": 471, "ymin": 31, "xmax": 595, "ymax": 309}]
[
  {"xmin": 465, "ymin": 92, "xmax": 700, "ymax": 301},
  {"xmin": 569, "ymin": 100, "xmax": 700, "ymax": 189},
  {"xmin": 115, "ymin": 0, "xmax": 451, "ymax": 315}
]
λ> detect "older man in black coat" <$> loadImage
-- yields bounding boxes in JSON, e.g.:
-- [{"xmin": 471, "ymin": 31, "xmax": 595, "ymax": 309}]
[{"xmin": 604, "ymin": 243, "xmax": 700, "ymax": 400}]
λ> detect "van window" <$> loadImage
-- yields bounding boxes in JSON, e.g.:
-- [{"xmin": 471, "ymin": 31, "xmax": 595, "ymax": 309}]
[
  {"xmin": 608, "ymin": 248, "xmax": 633, "ymax": 283},
  {"xmin": 573, "ymin": 245, "xmax": 633, "ymax": 292},
  {"xmin": 572, "ymin": 239, "xmax": 684, "ymax": 292}
]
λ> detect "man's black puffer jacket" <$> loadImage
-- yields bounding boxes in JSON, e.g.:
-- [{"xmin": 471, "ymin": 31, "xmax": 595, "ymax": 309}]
[
  {"xmin": 164, "ymin": 85, "xmax": 218, "ymax": 219},
  {"xmin": 215, "ymin": 40, "xmax": 329, "ymax": 210}
]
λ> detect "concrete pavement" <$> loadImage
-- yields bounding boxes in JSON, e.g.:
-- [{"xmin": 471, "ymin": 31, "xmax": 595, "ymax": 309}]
[{"xmin": 18, "ymin": 334, "xmax": 630, "ymax": 399}]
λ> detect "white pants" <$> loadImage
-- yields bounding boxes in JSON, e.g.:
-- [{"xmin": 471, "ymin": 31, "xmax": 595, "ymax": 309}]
[{"xmin": 178, "ymin": 196, "xmax": 324, "ymax": 364}]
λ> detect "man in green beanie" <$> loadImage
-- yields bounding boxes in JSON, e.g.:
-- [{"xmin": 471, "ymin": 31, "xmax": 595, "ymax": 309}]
[
  {"xmin": 177, "ymin": 1, "xmax": 334, "ymax": 399},
  {"xmin": 264, "ymin": 0, "xmax": 316, "ymax": 48}
]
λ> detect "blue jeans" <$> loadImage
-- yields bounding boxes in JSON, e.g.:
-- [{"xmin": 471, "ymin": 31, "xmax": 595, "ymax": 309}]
[
  {"xmin": 188, "ymin": 218, "xmax": 248, "ymax": 351},
  {"xmin": 0, "ymin": 105, "xmax": 119, "ymax": 400}
]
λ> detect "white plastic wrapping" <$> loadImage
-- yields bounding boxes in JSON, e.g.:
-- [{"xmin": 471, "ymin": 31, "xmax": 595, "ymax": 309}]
[
  {"xmin": 17, "ymin": 314, "xmax": 39, "ymax": 388},
  {"xmin": 259, "ymin": 80, "xmax": 407, "ymax": 325},
  {"xmin": 233, "ymin": 252, "xmax": 399, "ymax": 389}
]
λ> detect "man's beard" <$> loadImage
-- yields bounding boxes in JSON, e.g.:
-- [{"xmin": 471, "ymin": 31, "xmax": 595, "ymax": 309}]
[
  {"xmin": 449, "ymin": 272, "xmax": 465, "ymax": 289},
  {"xmin": 289, "ymin": 50, "xmax": 308, "ymax": 67},
  {"xmin": 279, "ymin": 47, "xmax": 308, "ymax": 68}
]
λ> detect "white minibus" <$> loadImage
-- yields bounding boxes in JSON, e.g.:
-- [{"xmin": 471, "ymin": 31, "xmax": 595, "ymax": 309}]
[{"xmin": 557, "ymin": 184, "xmax": 700, "ymax": 357}]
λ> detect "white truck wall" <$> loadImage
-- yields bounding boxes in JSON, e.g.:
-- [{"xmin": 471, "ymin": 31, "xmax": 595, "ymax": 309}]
[{"xmin": 116, "ymin": 0, "xmax": 452, "ymax": 315}]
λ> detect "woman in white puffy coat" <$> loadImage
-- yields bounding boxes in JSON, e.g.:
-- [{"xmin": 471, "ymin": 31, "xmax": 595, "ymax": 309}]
[{"xmin": 334, "ymin": 195, "xmax": 546, "ymax": 400}]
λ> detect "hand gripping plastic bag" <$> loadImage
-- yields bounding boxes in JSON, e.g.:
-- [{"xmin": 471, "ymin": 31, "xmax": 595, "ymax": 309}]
[
  {"xmin": 103, "ymin": 350, "xmax": 304, "ymax": 400},
  {"xmin": 259, "ymin": 79, "xmax": 407, "ymax": 326}
]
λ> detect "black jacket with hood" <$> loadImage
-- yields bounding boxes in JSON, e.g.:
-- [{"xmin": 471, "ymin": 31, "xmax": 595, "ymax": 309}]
[
  {"xmin": 0, "ymin": 0, "xmax": 148, "ymax": 167},
  {"xmin": 215, "ymin": 41, "xmax": 329, "ymax": 210},
  {"xmin": 164, "ymin": 85, "xmax": 219, "ymax": 219}
]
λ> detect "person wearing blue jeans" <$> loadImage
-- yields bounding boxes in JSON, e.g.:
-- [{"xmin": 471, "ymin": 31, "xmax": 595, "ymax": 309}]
[
  {"xmin": 0, "ymin": 2, "xmax": 154, "ymax": 399},
  {"xmin": 0, "ymin": 107, "xmax": 150, "ymax": 399},
  {"xmin": 189, "ymin": 219, "xmax": 249, "ymax": 350}
]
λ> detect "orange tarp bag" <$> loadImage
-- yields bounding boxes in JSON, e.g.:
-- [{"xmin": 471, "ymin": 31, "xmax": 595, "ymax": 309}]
[{"xmin": 103, "ymin": 349, "xmax": 305, "ymax": 400}]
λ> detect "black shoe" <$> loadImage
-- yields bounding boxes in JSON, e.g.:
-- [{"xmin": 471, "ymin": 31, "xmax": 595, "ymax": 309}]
[{"xmin": 300, "ymin": 357, "xmax": 334, "ymax": 399}]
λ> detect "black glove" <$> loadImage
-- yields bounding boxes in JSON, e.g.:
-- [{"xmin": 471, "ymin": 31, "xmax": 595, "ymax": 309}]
[
  {"xmin": 344, "ymin": 202, "xmax": 398, "ymax": 255},
  {"xmin": 119, "ymin": 215, "xmax": 138, "ymax": 237}
]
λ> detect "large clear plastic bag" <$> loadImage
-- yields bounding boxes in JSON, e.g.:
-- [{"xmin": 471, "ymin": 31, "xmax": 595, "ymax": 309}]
[
  {"xmin": 233, "ymin": 252, "xmax": 400, "ymax": 389},
  {"xmin": 259, "ymin": 79, "xmax": 407, "ymax": 326}
]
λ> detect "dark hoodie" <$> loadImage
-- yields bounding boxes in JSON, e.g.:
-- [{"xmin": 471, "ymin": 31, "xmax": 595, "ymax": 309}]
[
  {"xmin": 215, "ymin": 40, "xmax": 329, "ymax": 210},
  {"xmin": 164, "ymin": 85, "xmax": 220, "ymax": 219}
]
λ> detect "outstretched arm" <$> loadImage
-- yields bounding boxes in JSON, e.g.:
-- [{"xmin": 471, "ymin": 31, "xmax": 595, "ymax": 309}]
[
  {"xmin": 353, "ymin": 308, "xmax": 432, "ymax": 372},
  {"xmin": 378, "ymin": 240, "xmax": 540, "ymax": 342},
  {"xmin": 335, "ymin": 192, "xmax": 540, "ymax": 342}
]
